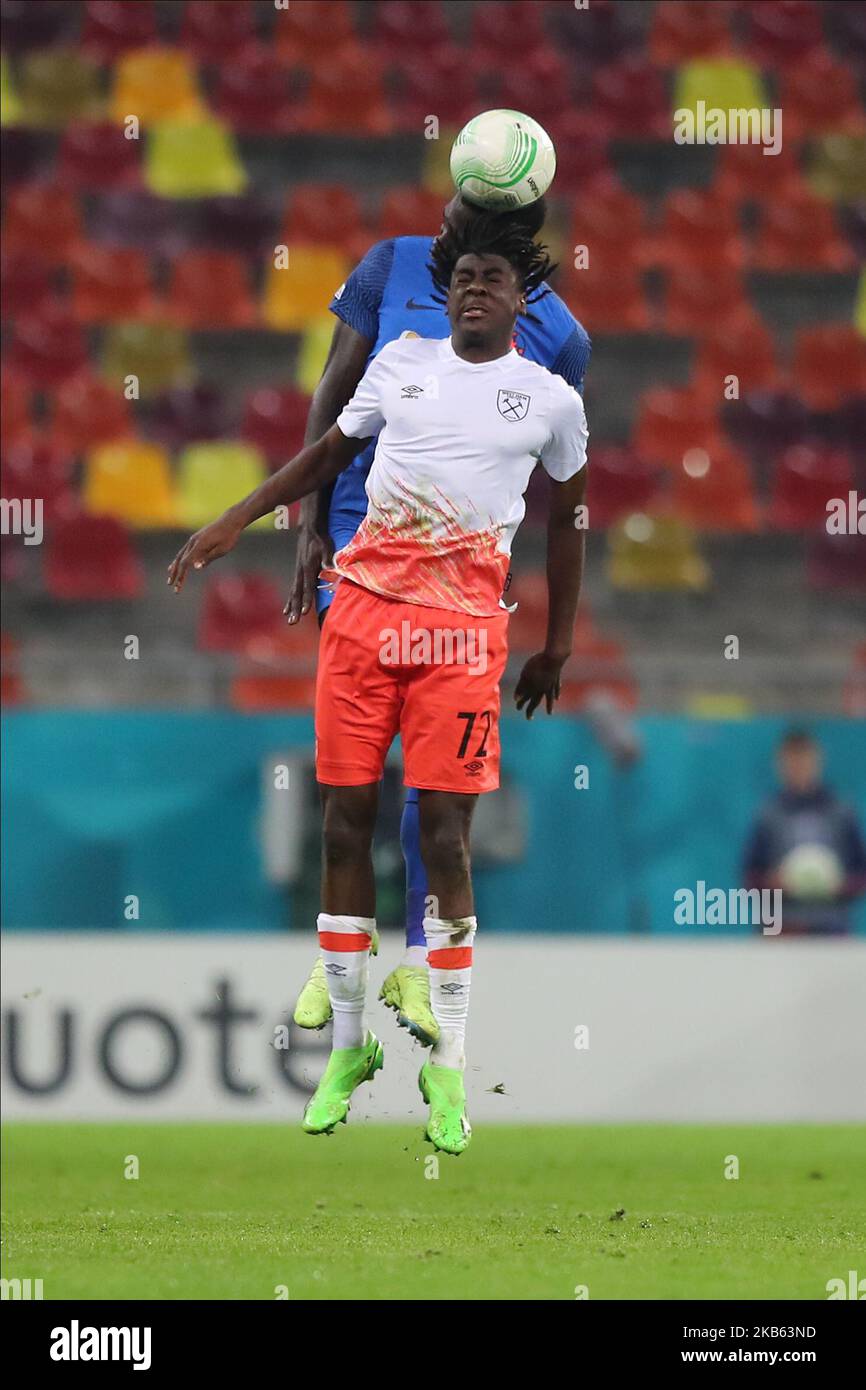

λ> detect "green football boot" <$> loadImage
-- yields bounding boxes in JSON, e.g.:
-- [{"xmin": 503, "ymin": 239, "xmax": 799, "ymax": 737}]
[
  {"xmin": 379, "ymin": 965, "xmax": 439, "ymax": 1046},
  {"xmin": 293, "ymin": 926, "xmax": 380, "ymax": 1030},
  {"xmin": 302, "ymin": 1032, "xmax": 384, "ymax": 1135},
  {"xmin": 419, "ymin": 1060, "xmax": 471, "ymax": 1155}
]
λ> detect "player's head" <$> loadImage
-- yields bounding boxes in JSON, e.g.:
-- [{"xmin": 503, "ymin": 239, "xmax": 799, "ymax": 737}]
[
  {"xmin": 777, "ymin": 729, "xmax": 822, "ymax": 792},
  {"xmin": 430, "ymin": 212, "xmax": 555, "ymax": 351},
  {"xmin": 440, "ymin": 191, "xmax": 549, "ymax": 243}
]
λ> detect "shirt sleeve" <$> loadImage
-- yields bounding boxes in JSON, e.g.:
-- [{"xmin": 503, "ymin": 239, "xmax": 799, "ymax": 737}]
[
  {"xmin": 329, "ymin": 239, "xmax": 395, "ymax": 342},
  {"xmin": 550, "ymin": 324, "xmax": 592, "ymax": 395},
  {"xmin": 540, "ymin": 376, "xmax": 589, "ymax": 481},
  {"xmin": 336, "ymin": 344, "xmax": 395, "ymax": 440}
]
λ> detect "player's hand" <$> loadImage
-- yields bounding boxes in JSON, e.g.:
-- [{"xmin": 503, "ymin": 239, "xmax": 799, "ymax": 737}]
[
  {"xmin": 167, "ymin": 513, "xmax": 243, "ymax": 593},
  {"xmin": 284, "ymin": 525, "xmax": 333, "ymax": 624},
  {"xmin": 514, "ymin": 651, "xmax": 566, "ymax": 719}
]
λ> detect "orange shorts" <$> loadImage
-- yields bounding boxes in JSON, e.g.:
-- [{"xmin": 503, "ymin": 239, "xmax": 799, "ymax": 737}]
[{"xmin": 315, "ymin": 580, "xmax": 509, "ymax": 794}]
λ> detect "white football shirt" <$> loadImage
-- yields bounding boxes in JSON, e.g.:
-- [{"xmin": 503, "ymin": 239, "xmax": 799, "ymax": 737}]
[{"xmin": 334, "ymin": 335, "xmax": 588, "ymax": 616}]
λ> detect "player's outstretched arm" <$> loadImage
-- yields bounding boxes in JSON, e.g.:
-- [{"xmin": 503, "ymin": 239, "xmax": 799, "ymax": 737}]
[
  {"xmin": 167, "ymin": 424, "xmax": 368, "ymax": 593},
  {"xmin": 515, "ymin": 467, "xmax": 586, "ymax": 719},
  {"xmin": 286, "ymin": 319, "xmax": 373, "ymax": 623}
]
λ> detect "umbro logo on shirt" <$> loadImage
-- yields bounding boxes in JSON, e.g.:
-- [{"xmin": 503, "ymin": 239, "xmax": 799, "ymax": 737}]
[
  {"xmin": 497, "ymin": 389, "xmax": 531, "ymax": 422},
  {"xmin": 401, "ymin": 384, "xmax": 424, "ymax": 398}
]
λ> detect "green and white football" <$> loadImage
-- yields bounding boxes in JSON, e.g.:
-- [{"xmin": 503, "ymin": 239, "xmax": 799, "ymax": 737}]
[{"xmin": 450, "ymin": 109, "xmax": 556, "ymax": 211}]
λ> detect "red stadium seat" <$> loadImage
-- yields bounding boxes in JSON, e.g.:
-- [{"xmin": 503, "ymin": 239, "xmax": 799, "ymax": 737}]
[
  {"xmin": 373, "ymin": 1, "xmax": 450, "ymax": 60},
  {"xmin": 0, "ymin": 367, "xmax": 33, "ymax": 446},
  {"xmin": 51, "ymin": 372, "xmax": 134, "ymax": 453},
  {"xmin": 767, "ymin": 445, "xmax": 854, "ymax": 530},
  {"xmin": 0, "ymin": 633, "xmax": 27, "ymax": 707},
  {"xmin": 669, "ymin": 442, "xmax": 760, "ymax": 533},
  {"xmin": 9, "ymin": 303, "xmax": 89, "ymax": 387},
  {"xmin": 242, "ymin": 386, "xmax": 310, "ymax": 464},
  {"xmin": 791, "ymin": 325, "xmax": 866, "ymax": 411},
  {"xmin": 3, "ymin": 184, "xmax": 82, "ymax": 266},
  {"xmin": 283, "ymin": 185, "xmax": 365, "ymax": 256},
  {"xmin": 191, "ymin": 194, "xmax": 279, "ymax": 256},
  {"xmin": 753, "ymin": 181, "xmax": 855, "ymax": 271},
  {"xmin": 213, "ymin": 44, "xmax": 298, "ymax": 135},
  {"xmin": 650, "ymin": 0, "xmax": 732, "ymax": 63},
  {"xmin": 550, "ymin": 112, "xmax": 612, "ymax": 195},
  {"xmin": 392, "ymin": 46, "xmax": 480, "ymax": 131},
  {"xmin": 711, "ymin": 139, "xmax": 802, "ymax": 204},
  {"xmin": 778, "ymin": 47, "xmax": 866, "ymax": 140},
  {"xmin": 198, "ymin": 573, "xmax": 286, "ymax": 653},
  {"xmin": 1, "ymin": 436, "xmax": 76, "ymax": 522},
  {"xmin": 81, "ymin": 0, "xmax": 157, "ymax": 62},
  {"xmin": 564, "ymin": 255, "xmax": 651, "ymax": 333},
  {"xmin": 299, "ymin": 45, "xmax": 390, "ymax": 135},
  {"xmin": 90, "ymin": 190, "xmax": 185, "ymax": 256},
  {"xmin": 377, "ymin": 186, "xmax": 447, "ymax": 240},
  {"xmin": 0, "ymin": 0, "xmax": 76, "ymax": 50},
  {"xmin": 649, "ymin": 189, "xmax": 745, "ymax": 271},
  {"xmin": 230, "ymin": 672, "xmax": 317, "ymax": 711},
  {"xmin": 571, "ymin": 181, "xmax": 647, "ymax": 268},
  {"xmin": 0, "ymin": 251, "xmax": 54, "ymax": 320},
  {"xmin": 661, "ymin": 264, "xmax": 750, "ymax": 335},
  {"xmin": 1, "ymin": 129, "xmax": 49, "ymax": 188},
  {"xmin": 166, "ymin": 251, "xmax": 256, "ymax": 329},
  {"xmin": 275, "ymin": 0, "xmax": 356, "ymax": 65},
  {"xmin": 45, "ymin": 512, "xmax": 145, "ymax": 600},
  {"xmin": 634, "ymin": 386, "xmax": 724, "ymax": 467},
  {"xmin": 807, "ymin": 531, "xmax": 866, "ymax": 592},
  {"xmin": 692, "ymin": 315, "xmax": 780, "ymax": 402},
  {"xmin": 179, "ymin": 0, "xmax": 255, "ymax": 63},
  {"xmin": 585, "ymin": 447, "xmax": 663, "ymax": 529},
  {"xmin": 493, "ymin": 48, "xmax": 574, "ymax": 133},
  {"xmin": 57, "ymin": 121, "xmax": 143, "ymax": 191},
  {"xmin": 589, "ymin": 55, "xmax": 670, "ymax": 140},
  {"xmin": 724, "ymin": 388, "xmax": 812, "ymax": 460},
  {"xmin": 69, "ymin": 243, "xmax": 155, "ymax": 325},
  {"xmin": 745, "ymin": 0, "xmax": 826, "ymax": 70},
  {"xmin": 470, "ymin": 1, "xmax": 545, "ymax": 62},
  {"xmin": 148, "ymin": 385, "xmax": 236, "ymax": 451}
]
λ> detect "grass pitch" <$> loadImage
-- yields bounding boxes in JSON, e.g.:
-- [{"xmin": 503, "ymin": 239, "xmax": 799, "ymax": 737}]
[{"xmin": 3, "ymin": 1123, "xmax": 864, "ymax": 1300}]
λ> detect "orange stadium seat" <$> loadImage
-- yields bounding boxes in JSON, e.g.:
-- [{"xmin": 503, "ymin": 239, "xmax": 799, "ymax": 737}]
[
  {"xmin": 198, "ymin": 573, "xmax": 286, "ymax": 653},
  {"xmin": 3, "ymin": 184, "xmax": 83, "ymax": 265},
  {"xmin": 571, "ymin": 181, "xmax": 647, "ymax": 268},
  {"xmin": 745, "ymin": 0, "xmax": 826, "ymax": 69},
  {"xmin": 102, "ymin": 322, "xmax": 193, "ymax": 397},
  {"xmin": 45, "ymin": 511, "xmax": 145, "ymax": 600},
  {"xmin": 242, "ymin": 386, "xmax": 310, "ymax": 464},
  {"xmin": 590, "ymin": 55, "xmax": 670, "ymax": 140},
  {"xmin": 82, "ymin": 0, "xmax": 157, "ymax": 62},
  {"xmin": 650, "ymin": 0, "xmax": 732, "ymax": 64},
  {"xmin": 179, "ymin": 0, "xmax": 255, "ymax": 63},
  {"xmin": 213, "ymin": 44, "xmax": 298, "ymax": 135},
  {"xmin": 10, "ymin": 303, "xmax": 89, "ymax": 386},
  {"xmin": 377, "ymin": 186, "xmax": 447, "ymax": 240},
  {"xmin": 0, "ymin": 251, "xmax": 54, "ymax": 320},
  {"xmin": 299, "ymin": 45, "xmax": 390, "ymax": 135},
  {"xmin": 649, "ymin": 189, "xmax": 745, "ymax": 271},
  {"xmin": 778, "ymin": 48, "xmax": 866, "ymax": 140},
  {"xmin": 767, "ymin": 445, "xmax": 854, "ymax": 530},
  {"xmin": 166, "ymin": 251, "xmax": 256, "ymax": 329},
  {"xmin": 69, "ymin": 243, "xmax": 155, "ymax": 324},
  {"xmin": 634, "ymin": 386, "xmax": 724, "ymax": 467},
  {"xmin": 392, "ymin": 46, "xmax": 480, "ymax": 131},
  {"xmin": 2, "ymin": 436, "xmax": 76, "ymax": 522},
  {"xmin": 111, "ymin": 47, "xmax": 204, "ymax": 126},
  {"xmin": 585, "ymin": 447, "xmax": 663, "ymax": 529},
  {"xmin": 661, "ymin": 264, "xmax": 750, "ymax": 335},
  {"xmin": 669, "ymin": 442, "xmax": 760, "ymax": 533},
  {"xmin": 17, "ymin": 49, "xmax": 102, "ymax": 129},
  {"xmin": 261, "ymin": 245, "xmax": 349, "ymax": 332},
  {"xmin": 83, "ymin": 441, "xmax": 177, "ymax": 528},
  {"xmin": 275, "ymin": 0, "xmax": 357, "ymax": 66},
  {"xmin": 564, "ymin": 255, "xmax": 651, "ymax": 333},
  {"xmin": 607, "ymin": 513, "xmax": 711, "ymax": 593},
  {"xmin": 57, "ymin": 121, "xmax": 143, "ymax": 190},
  {"xmin": 692, "ymin": 315, "xmax": 780, "ymax": 402},
  {"xmin": 283, "ymin": 185, "xmax": 365, "ymax": 256},
  {"xmin": 791, "ymin": 324, "xmax": 866, "ymax": 411},
  {"xmin": 51, "ymin": 371, "xmax": 134, "ymax": 452},
  {"xmin": 753, "ymin": 182, "xmax": 855, "ymax": 271}
]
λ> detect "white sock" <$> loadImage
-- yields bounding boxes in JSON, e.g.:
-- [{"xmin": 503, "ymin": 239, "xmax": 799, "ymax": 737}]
[
  {"xmin": 424, "ymin": 916, "xmax": 476, "ymax": 1072},
  {"xmin": 402, "ymin": 945, "xmax": 428, "ymax": 968},
  {"xmin": 317, "ymin": 912, "xmax": 374, "ymax": 1050}
]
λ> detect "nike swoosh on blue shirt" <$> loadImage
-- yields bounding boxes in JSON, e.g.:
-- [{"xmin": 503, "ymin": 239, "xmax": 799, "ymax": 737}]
[{"xmin": 405, "ymin": 298, "xmax": 440, "ymax": 311}]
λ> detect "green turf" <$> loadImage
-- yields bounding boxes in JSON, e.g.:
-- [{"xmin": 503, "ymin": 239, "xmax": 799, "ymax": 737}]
[{"xmin": 3, "ymin": 1123, "xmax": 864, "ymax": 1300}]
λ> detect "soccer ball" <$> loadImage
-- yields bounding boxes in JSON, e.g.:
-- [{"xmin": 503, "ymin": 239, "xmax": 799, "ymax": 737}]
[
  {"xmin": 778, "ymin": 843, "xmax": 844, "ymax": 901},
  {"xmin": 450, "ymin": 109, "xmax": 556, "ymax": 211}
]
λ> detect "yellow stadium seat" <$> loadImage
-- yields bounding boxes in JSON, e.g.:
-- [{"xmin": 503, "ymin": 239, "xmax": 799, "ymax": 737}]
[
  {"xmin": 177, "ymin": 442, "xmax": 271, "ymax": 530},
  {"xmin": 856, "ymin": 270, "xmax": 866, "ymax": 339},
  {"xmin": 607, "ymin": 514, "xmax": 711, "ymax": 593},
  {"xmin": 84, "ymin": 441, "xmax": 178, "ymax": 528},
  {"xmin": 1, "ymin": 53, "xmax": 22, "ymax": 126},
  {"xmin": 261, "ymin": 246, "xmax": 348, "ymax": 332},
  {"xmin": 673, "ymin": 60, "xmax": 768, "ymax": 136},
  {"xmin": 18, "ymin": 49, "xmax": 102, "ymax": 128},
  {"xmin": 806, "ymin": 135, "xmax": 866, "ymax": 203},
  {"xmin": 295, "ymin": 315, "xmax": 337, "ymax": 395},
  {"xmin": 144, "ymin": 119, "xmax": 247, "ymax": 198},
  {"xmin": 102, "ymin": 323, "xmax": 193, "ymax": 397},
  {"xmin": 420, "ymin": 126, "xmax": 459, "ymax": 195},
  {"xmin": 111, "ymin": 47, "xmax": 203, "ymax": 125}
]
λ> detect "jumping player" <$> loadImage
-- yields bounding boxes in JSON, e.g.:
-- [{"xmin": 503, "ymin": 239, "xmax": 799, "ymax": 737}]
[
  {"xmin": 286, "ymin": 190, "xmax": 591, "ymax": 1046},
  {"xmin": 168, "ymin": 216, "xmax": 589, "ymax": 1153}
]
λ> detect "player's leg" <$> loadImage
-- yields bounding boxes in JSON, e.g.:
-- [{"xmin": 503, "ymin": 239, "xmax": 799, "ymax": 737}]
[{"xmin": 378, "ymin": 786, "xmax": 440, "ymax": 1045}]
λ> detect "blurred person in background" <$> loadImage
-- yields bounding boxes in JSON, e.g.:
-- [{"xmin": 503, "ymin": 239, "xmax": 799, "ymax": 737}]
[{"xmin": 743, "ymin": 730, "xmax": 866, "ymax": 936}]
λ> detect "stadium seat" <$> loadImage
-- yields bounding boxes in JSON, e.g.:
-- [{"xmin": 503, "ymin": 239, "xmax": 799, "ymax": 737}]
[
  {"xmin": 213, "ymin": 44, "xmax": 298, "ymax": 135},
  {"xmin": 148, "ymin": 385, "xmax": 236, "ymax": 451},
  {"xmin": 51, "ymin": 371, "xmax": 134, "ymax": 452},
  {"xmin": 634, "ymin": 386, "xmax": 724, "ymax": 467},
  {"xmin": 809, "ymin": 137, "xmax": 866, "ymax": 205},
  {"xmin": 591, "ymin": 55, "xmax": 670, "ymax": 140},
  {"xmin": 392, "ymin": 46, "xmax": 479, "ymax": 132},
  {"xmin": 376, "ymin": 186, "xmax": 447, "ymax": 241},
  {"xmin": 807, "ymin": 531, "xmax": 866, "ymax": 592},
  {"xmin": 0, "ymin": 366, "xmax": 33, "ymax": 446},
  {"xmin": 0, "ymin": 0, "xmax": 76, "ymax": 51},
  {"xmin": 3, "ymin": 183, "xmax": 83, "ymax": 265},
  {"xmin": 198, "ymin": 573, "xmax": 286, "ymax": 652},
  {"xmin": 45, "ymin": 511, "xmax": 145, "ymax": 600},
  {"xmin": 650, "ymin": 0, "xmax": 732, "ymax": 63},
  {"xmin": 549, "ymin": 0, "xmax": 632, "ymax": 74},
  {"xmin": 493, "ymin": 48, "xmax": 574, "ymax": 134},
  {"xmin": 229, "ymin": 671, "xmax": 317, "ymax": 712},
  {"xmin": 672, "ymin": 58, "xmax": 768, "ymax": 132},
  {"xmin": 585, "ymin": 447, "xmax": 662, "ymax": 529},
  {"xmin": 607, "ymin": 513, "xmax": 711, "ymax": 592},
  {"xmin": 69, "ymin": 243, "xmax": 155, "ymax": 324},
  {"xmin": 547, "ymin": 111, "xmax": 611, "ymax": 194},
  {"xmin": 373, "ymin": 1, "xmax": 450, "ymax": 60},
  {"xmin": 191, "ymin": 193, "xmax": 279, "ymax": 256},
  {"xmin": 275, "ymin": 0, "xmax": 357, "ymax": 65},
  {"xmin": 470, "ymin": 1, "xmax": 545, "ymax": 62},
  {"xmin": 1, "ymin": 51, "xmax": 22, "ymax": 125},
  {"xmin": 753, "ymin": 182, "xmax": 855, "ymax": 271},
  {"xmin": 792, "ymin": 325, "xmax": 866, "ymax": 411},
  {"xmin": 662, "ymin": 264, "xmax": 750, "ymax": 335},
  {"xmin": 299, "ymin": 45, "xmax": 390, "ymax": 135},
  {"xmin": 767, "ymin": 445, "xmax": 854, "ymax": 530},
  {"xmin": 745, "ymin": 0, "xmax": 826, "ymax": 69},
  {"xmin": 692, "ymin": 316, "xmax": 780, "ymax": 402},
  {"xmin": 571, "ymin": 182, "xmax": 647, "ymax": 268},
  {"xmin": 779, "ymin": 49, "xmax": 866, "ymax": 140},
  {"xmin": 166, "ymin": 251, "xmax": 256, "ymax": 328},
  {"xmin": 111, "ymin": 47, "xmax": 204, "ymax": 126},
  {"xmin": 724, "ymin": 389, "xmax": 811, "ymax": 462},
  {"xmin": 294, "ymin": 316, "xmax": 335, "ymax": 394},
  {"xmin": 565, "ymin": 255, "xmax": 651, "ymax": 333},
  {"xmin": 283, "ymin": 185, "xmax": 365, "ymax": 256},
  {"xmin": 91, "ymin": 189, "xmax": 185, "ymax": 255},
  {"xmin": 82, "ymin": 0, "xmax": 158, "ymax": 62},
  {"xmin": 102, "ymin": 322, "xmax": 193, "ymax": 397},
  {"xmin": 57, "ymin": 120, "xmax": 142, "ymax": 190},
  {"xmin": 0, "ymin": 250, "xmax": 54, "ymax": 319},
  {"xmin": 1, "ymin": 435, "xmax": 76, "ymax": 522},
  {"xmin": 242, "ymin": 386, "xmax": 310, "ymax": 464},
  {"xmin": 176, "ymin": 442, "xmax": 269, "ymax": 530},
  {"xmin": 669, "ymin": 443, "xmax": 760, "ymax": 533},
  {"xmin": 649, "ymin": 190, "xmax": 745, "ymax": 271},
  {"xmin": 9, "ymin": 303, "xmax": 89, "ymax": 386},
  {"xmin": 711, "ymin": 139, "xmax": 802, "ymax": 204},
  {"xmin": 262, "ymin": 246, "xmax": 349, "ymax": 332},
  {"xmin": 1, "ymin": 127, "xmax": 47, "ymax": 187},
  {"xmin": 17, "ymin": 49, "xmax": 102, "ymax": 129},
  {"xmin": 179, "ymin": 0, "xmax": 254, "ymax": 63},
  {"xmin": 83, "ymin": 441, "xmax": 177, "ymax": 528},
  {"xmin": 832, "ymin": 2, "xmax": 866, "ymax": 73},
  {"xmin": 144, "ymin": 119, "xmax": 247, "ymax": 199}
]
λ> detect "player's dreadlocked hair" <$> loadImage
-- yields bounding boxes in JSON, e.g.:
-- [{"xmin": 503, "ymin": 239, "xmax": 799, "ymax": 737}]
[{"xmin": 428, "ymin": 210, "xmax": 556, "ymax": 304}]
